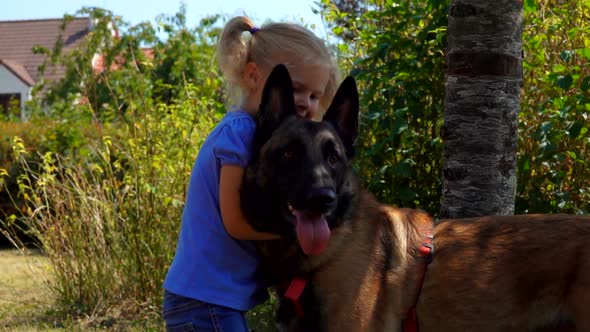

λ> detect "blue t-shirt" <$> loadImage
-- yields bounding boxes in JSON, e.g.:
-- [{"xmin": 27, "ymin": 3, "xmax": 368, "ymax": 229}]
[{"xmin": 163, "ymin": 110, "xmax": 268, "ymax": 311}]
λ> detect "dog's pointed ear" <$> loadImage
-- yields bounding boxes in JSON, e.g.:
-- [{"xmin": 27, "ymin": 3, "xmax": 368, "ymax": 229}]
[
  {"xmin": 256, "ymin": 64, "xmax": 297, "ymax": 140},
  {"xmin": 323, "ymin": 76, "xmax": 359, "ymax": 158}
]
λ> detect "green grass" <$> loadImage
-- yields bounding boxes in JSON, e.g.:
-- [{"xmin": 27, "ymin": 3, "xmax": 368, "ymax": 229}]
[{"xmin": 0, "ymin": 249, "xmax": 163, "ymax": 332}]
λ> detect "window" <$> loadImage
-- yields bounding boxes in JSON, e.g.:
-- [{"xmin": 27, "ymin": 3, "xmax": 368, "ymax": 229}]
[{"xmin": 0, "ymin": 93, "xmax": 21, "ymax": 120}]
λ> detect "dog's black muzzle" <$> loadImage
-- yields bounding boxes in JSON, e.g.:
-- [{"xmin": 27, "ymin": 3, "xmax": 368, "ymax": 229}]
[{"xmin": 302, "ymin": 187, "xmax": 337, "ymax": 215}]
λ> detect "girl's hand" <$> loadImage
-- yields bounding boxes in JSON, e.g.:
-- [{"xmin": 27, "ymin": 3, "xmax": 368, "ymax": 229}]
[{"xmin": 219, "ymin": 165, "xmax": 280, "ymax": 240}]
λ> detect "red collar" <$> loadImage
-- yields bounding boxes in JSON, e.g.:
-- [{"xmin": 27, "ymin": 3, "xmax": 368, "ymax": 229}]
[
  {"xmin": 283, "ymin": 277, "xmax": 307, "ymax": 319},
  {"xmin": 402, "ymin": 234, "xmax": 435, "ymax": 332}
]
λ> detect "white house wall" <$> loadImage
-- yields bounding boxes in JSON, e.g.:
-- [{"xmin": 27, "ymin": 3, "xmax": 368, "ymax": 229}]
[{"xmin": 0, "ymin": 65, "xmax": 31, "ymax": 117}]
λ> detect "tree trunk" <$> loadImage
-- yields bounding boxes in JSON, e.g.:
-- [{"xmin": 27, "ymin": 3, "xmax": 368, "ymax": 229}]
[{"xmin": 440, "ymin": 0, "xmax": 523, "ymax": 218}]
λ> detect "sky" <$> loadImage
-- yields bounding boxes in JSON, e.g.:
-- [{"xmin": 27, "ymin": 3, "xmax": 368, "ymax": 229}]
[{"xmin": 0, "ymin": 0, "xmax": 329, "ymax": 37}]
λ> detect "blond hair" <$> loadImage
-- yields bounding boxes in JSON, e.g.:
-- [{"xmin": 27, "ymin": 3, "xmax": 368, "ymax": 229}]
[{"xmin": 216, "ymin": 16, "xmax": 339, "ymax": 113}]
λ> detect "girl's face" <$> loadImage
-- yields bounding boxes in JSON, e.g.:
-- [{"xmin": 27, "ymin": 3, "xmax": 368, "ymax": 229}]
[
  {"xmin": 286, "ymin": 63, "xmax": 330, "ymax": 120},
  {"xmin": 244, "ymin": 61, "xmax": 330, "ymax": 121}
]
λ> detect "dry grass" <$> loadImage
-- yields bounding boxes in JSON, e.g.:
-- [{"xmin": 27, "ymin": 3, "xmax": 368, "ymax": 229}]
[{"xmin": 0, "ymin": 248, "xmax": 59, "ymax": 332}]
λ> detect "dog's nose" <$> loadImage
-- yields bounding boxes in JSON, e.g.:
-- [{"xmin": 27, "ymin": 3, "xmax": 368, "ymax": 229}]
[{"xmin": 305, "ymin": 187, "xmax": 336, "ymax": 212}]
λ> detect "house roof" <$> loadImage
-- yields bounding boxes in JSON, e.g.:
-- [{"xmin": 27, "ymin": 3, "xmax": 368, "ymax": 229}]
[
  {"xmin": 0, "ymin": 17, "xmax": 91, "ymax": 86},
  {"xmin": 0, "ymin": 59, "xmax": 35, "ymax": 86}
]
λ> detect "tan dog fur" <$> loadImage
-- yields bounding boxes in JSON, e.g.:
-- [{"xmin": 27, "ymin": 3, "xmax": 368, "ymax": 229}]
[{"xmin": 299, "ymin": 191, "xmax": 590, "ymax": 332}]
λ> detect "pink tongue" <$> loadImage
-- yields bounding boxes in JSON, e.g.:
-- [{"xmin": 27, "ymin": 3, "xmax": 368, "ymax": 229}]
[{"xmin": 292, "ymin": 210, "xmax": 331, "ymax": 255}]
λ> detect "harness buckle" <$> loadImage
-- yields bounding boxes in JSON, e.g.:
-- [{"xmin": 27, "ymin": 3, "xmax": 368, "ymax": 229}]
[{"xmin": 421, "ymin": 242, "xmax": 435, "ymax": 265}]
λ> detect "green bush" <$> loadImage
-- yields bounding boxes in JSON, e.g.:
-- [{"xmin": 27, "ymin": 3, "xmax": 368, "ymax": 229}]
[
  {"xmin": 322, "ymin": 0, "xmax": 589, "ymax": 215},
  {"xmin": 322, "ymin": 0, "xmax": 448, "ymax": 216},
  {"xmin": 517, "ymin": 0, "xmax": 590, "ymax": 213}
]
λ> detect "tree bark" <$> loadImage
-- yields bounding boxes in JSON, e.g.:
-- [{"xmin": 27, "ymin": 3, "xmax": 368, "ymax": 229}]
[{"xmin": 440, "ymin": 0, "xmax": 523, "ymax": 218}]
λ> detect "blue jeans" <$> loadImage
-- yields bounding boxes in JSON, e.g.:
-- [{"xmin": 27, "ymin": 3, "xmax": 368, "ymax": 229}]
[{"xmin": 162, "ymin": 290, "xmax": 249, "ymax": 332}]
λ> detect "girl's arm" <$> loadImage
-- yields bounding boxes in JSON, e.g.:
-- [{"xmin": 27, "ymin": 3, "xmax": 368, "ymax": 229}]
[{"xmin": 219, "ymin": 165, "xmax": 280, "ymax": 240}]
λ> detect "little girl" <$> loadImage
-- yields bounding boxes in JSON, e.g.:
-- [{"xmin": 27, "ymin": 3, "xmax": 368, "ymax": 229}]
[{"xmin": 162, "ymin": 16, "xmax": 339, "ymax": 331}]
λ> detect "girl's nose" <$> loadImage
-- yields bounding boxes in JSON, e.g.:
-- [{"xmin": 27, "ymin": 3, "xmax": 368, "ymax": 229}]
[{"xmin": 296, "ymin": 97, "xmax": 311, "ymax": 118}]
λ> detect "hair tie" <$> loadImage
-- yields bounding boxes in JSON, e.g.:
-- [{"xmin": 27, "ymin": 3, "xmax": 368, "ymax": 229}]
[{"xmin": 250, "ymin": 27, "xmax": 259, "ymax": 34}]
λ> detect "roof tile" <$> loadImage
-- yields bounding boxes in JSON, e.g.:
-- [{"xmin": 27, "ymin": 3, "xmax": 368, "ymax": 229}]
[{"xmin": 0, "ymin": 17, "xmax": 90, "ymax": 85}]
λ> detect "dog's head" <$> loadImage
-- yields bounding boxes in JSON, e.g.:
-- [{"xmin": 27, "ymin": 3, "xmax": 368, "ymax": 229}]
[{"xmin": 242, "ymin": 64, "xmax": 359, "ymax": 255}]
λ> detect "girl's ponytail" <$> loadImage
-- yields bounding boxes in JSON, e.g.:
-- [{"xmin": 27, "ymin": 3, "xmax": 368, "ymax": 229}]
[{"xmin": 216, "ymin": 16, "xmax": 256, "ymax": 101}]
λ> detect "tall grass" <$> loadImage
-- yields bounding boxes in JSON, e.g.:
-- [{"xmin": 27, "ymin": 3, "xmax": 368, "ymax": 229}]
[{"xmin": 1, "ymin": 86, "xmax": 221, "ymax": 320}]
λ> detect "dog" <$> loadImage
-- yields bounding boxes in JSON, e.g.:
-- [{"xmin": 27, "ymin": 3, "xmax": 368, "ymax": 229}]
[{"xmin": 241, "ymin": 64, "xmax": 590, "ymax": 331}]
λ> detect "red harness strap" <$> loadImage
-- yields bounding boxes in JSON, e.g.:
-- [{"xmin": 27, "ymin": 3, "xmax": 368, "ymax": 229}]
[
  {"xmin": 283, "ymin": 277, "xmax": 307, "ymax": 319},
  {"xmin": 402, "ymin": 234, "xmax": 434, "ymax": 332}
]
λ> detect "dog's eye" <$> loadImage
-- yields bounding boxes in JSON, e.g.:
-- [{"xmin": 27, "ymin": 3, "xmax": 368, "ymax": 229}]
[
  {"xmin": 327, "ymin": 153, "xmax": 340, "ymax": 166},
  {"xmin": 283, "ymin": 149, "xmax": 295, "ymax": 160}
]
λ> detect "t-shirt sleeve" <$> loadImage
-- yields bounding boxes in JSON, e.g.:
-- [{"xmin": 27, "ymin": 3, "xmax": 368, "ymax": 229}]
[{"xmin": 213, "ymin": 117, "xmax": 255, "ymax": 168}]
